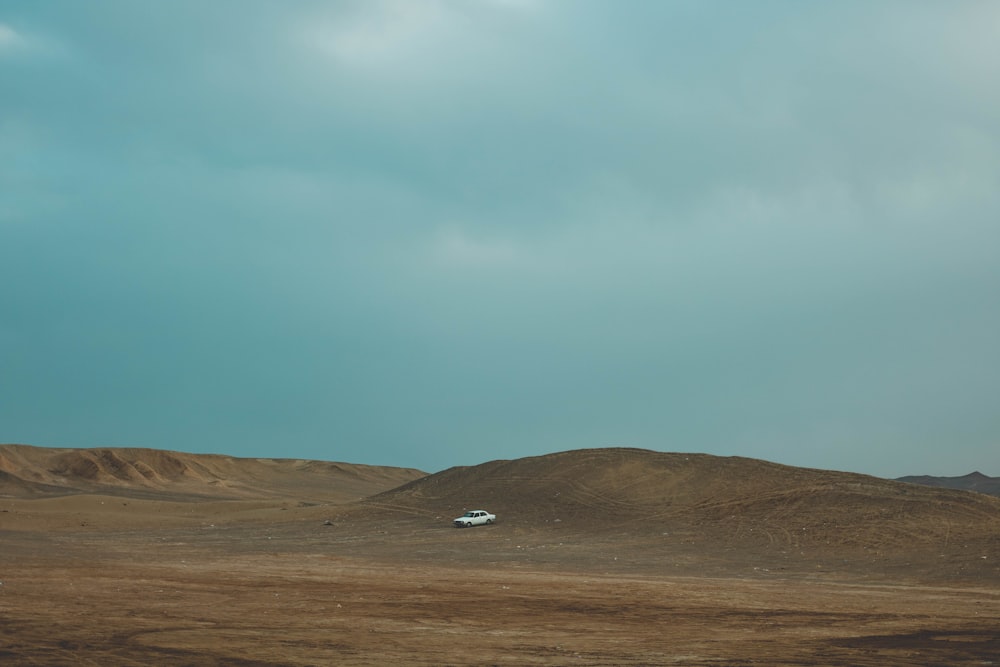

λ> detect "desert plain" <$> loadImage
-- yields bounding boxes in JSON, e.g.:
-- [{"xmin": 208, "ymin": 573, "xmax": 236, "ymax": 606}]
[{"xmin": 1, "ymin": 445, "xmax": 999, "ymax": 666}]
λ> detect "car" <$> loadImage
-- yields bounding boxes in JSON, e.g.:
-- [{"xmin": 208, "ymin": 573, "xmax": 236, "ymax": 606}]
[{"xmin": 453, "ymin": 510, "xmax": 496, "ymax": 528}]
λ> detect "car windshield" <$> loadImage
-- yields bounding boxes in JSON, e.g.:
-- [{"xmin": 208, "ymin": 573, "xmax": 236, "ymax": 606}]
[{"xmin": 463, "ymin": 512, "xmax": 475, "ymax": 517}]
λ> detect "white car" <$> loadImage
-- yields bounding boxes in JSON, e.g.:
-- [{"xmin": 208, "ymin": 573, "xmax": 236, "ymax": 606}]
[{"xmin": 453, "ymin": 510, "xmax": 496, "ymax": 528}]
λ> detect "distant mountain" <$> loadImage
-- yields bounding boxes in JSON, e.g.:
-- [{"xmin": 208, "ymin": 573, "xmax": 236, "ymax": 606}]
[
  {"xmin": 895, "ymin": 471, "xmax": 1000, "ymax": 497},
  {"xmin": 0, "ymin": 444, "xmax": 426, "ymax": 502}
]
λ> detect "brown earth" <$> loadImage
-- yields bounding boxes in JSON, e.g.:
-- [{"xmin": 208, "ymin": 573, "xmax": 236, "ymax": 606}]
[
  {"xmin": 2, "ymin": 445, "xmax": 999, "ymax": 665},
  {"xmin": 0, "ymin": 444, "xmax": 426, "ymax": 503}
]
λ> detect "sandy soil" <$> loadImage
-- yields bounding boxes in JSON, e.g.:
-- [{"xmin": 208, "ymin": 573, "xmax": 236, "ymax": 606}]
[
  {"xmin": 2, "ymin": 497, "xmax": 999, "ymax": 666},
  {"xmin": 2, "ymin": 446, "xmax": 999, "ymax": 665}
]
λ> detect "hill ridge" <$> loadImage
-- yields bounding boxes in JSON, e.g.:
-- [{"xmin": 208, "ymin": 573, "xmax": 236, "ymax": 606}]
[
  {"xmin": 0, "ymin": 443, "xmax": 426, "ymax": 502},
  {"xmin": 354, "ymin": 447, "xmax": 1000, "ymax": 581},
  {"xmin": 896, "ymin": 470, "xmax": 1000, "ymax": 497}
]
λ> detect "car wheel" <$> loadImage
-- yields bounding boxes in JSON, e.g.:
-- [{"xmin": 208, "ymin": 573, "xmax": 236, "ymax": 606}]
[
  {"xmin": 486, "ymin": 519, "xmax": 493, "ymax": 525},
  {"xmin": 465, "ymin": 522, "xmax": 472, "ymax": 528}
]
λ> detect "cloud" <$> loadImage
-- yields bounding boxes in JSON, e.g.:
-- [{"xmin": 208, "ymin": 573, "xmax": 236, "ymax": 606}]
[
  {"xmin": 302, "ymin": 1, "xmax": 456, "ymax": 66},
  {"xmin": 0, "ymin": 22, "xmax": 31, "ymax": 54},
  {"xmin": 0, "ymin": 22, "xmax": 17, "ymax": 45},
  {"xmin": 293, "ymin": 0, "xmax": 519, "ymax": 93},
  {"xmin": 0, "ymin": 20, "xmax": 67, "ymax": 59},
  {"xmin": 1, "ymin": 2, "xmax": 998, "ymax": 476},
  {"xmin": 430, "ymin": 227, "xmax": 522, "ymax": 268}
]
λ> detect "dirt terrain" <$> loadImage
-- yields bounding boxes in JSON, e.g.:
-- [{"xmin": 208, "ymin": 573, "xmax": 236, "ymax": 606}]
[
  {"xmin": 0, "ymin": 445, "xmax": 426, "ymax": 503},
  {"xmin": 2, "ymin": 445, "xmax": 999, "ymax": 665}
]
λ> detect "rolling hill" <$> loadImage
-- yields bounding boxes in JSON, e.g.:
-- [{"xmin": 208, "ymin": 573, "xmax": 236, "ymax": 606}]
[
  {"xmin": 0, "ymin": 444, "xmax": 426, "ymax": 503},
  {"xmin": 3, "ymin": 444, "xmax": 998, "ymax": 581},
  {"xmin": 356, "ymin": 447, "xmax": 1000, "ymax": 580},
  {"xmin": 367, "ymin": 447, "xmax": 1000, "ymax": 534}
]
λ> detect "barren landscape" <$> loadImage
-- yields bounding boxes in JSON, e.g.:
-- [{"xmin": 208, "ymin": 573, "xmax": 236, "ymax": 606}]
[{"xmin": 2, "ymin": 445, "xmax": 999, "ymax": 665}]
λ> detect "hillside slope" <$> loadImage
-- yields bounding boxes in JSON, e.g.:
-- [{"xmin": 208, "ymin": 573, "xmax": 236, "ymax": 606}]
[
  {"xmin": 359, "ymin": 447, "xmax": 1000, "ymax": 580},
  {"xmin": 0, "ymin": 444, "xmax": 426, "ymax": 502},
  {"xmin": 369, "ymin": 447, "xmax": 999, "ymax": 530}
]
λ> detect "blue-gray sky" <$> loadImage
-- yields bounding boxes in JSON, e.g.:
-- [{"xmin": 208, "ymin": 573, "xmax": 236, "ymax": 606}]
[{"xmin": 2, "ymin": 1, "xmax": 998, "ymax": 476}]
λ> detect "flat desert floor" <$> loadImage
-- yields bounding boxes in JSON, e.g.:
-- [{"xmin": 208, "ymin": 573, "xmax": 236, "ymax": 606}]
[{"xmin": 3, "ymin": 497, "xmax": 999, "ymax": 666}]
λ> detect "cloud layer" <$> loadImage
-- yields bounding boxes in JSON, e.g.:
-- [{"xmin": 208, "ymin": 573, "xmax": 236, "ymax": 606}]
[{"xmin": 2, "ymin": 1, "xmax": 998, "ymax": 475}]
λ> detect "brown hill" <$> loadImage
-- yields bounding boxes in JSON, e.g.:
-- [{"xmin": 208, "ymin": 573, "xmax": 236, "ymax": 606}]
[
  {"xmin": 897, "ymin": 471, "xmax": 1000, "ymax": 497},
  {"xmin": 4, "ymin": 445, "xmax": 998, "ymax": 581},
  {"xmin": 366, "ymin": 447, "xmax": 999, "ymax": 529},
  {"xmin": 357, "ymin": 447, "xmax": 1000, "ymax": 581},
  {"xmin": 0, "ymin": 444, "xmax": 426, "ymax": 503}
]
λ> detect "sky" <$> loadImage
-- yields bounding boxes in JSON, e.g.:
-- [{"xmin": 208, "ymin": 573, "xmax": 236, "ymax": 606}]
[{"xmin": 2, "ymin": 1, "xmax": 998, "ymax": 477}]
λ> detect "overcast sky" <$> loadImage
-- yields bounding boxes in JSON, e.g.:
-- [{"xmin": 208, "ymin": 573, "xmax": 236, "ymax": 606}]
[{"xmin": 2, "ymin": 1, "xmax": 998, "ymax": 477}]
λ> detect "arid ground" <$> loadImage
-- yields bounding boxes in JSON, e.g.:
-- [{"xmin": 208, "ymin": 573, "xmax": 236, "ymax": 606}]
[{"xmin": 2, "ymin": 445, "xmax": 999, "ymax": 666}]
